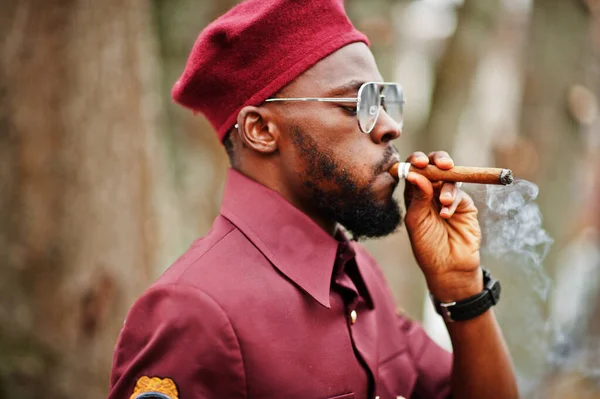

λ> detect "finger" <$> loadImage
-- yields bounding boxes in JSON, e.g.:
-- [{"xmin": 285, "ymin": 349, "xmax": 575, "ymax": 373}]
[
  {"xmin": 405, "ymin": 151, "xmax": 429, "ymax": 168},
  {"xmin": 441, "ymin": 190, "xmax": 477, "ymax": 219},
  {"xmin": 440, "ymin": 191, "xmax": 461, "ymax": 219},
  {"xmin": 439, "ymin": 182, "xmax": 456, "ymax": 206},
  {"xmin": 404, "ymin": 171, "xmax": 434, "ymax": 213},
  {"xmin": 427, "ymin": 151, "xmax": 454, "ymax": 170},
  {"xmin": 453, "ymin": 190, "xmax": 477, "ymax": 214},
  {"xmin": 405, "ymin": 177, "xmax": 440, "ymax": 209}
]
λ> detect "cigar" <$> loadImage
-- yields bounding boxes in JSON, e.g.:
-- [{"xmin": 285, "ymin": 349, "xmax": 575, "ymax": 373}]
[{"xmin": 388, "ymin": 162, "xmax": 514, "ymax": 185}]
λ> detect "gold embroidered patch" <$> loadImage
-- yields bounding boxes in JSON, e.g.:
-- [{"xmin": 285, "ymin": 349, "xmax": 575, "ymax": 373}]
[{"xmin": 130, "ymin": 376, "xmax": 179, "ymax": 399}]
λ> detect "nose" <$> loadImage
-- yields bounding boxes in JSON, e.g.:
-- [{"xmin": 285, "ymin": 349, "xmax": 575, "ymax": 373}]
[{"xmin": 369, "ymin": 108, "xmax": 401, "ymax": 144}]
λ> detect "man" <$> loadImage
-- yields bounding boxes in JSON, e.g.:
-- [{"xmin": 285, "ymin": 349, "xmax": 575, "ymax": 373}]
[{"xmin": 108, "ymin": 1, "xmax": 518, "ymax": 398}]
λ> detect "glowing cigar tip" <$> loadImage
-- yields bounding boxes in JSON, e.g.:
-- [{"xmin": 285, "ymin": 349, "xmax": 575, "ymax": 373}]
[{"xmin": 500, "ymin": 169, "xmax": 514, "ymax": 185}]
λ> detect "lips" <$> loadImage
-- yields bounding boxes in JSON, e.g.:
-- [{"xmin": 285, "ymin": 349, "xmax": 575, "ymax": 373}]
[
  {"xmin": 371, "ymin": 146, "xmax": 401, "ymax": 181},
  {"xmin": 382, "ymin": 151, "xmax": 401, "ymax": 176}
]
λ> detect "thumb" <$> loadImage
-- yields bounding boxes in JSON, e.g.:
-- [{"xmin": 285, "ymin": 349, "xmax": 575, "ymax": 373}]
[{"xmin": 404, "ymin": 171, "xmax": 435, "ymax": 214}]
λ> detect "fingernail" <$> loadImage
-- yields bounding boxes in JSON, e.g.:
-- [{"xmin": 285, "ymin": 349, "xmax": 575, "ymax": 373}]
[
  {"xmin": 443, "ymin": 158, "xmax": 454, "ymax": 166},
  {"xmin": 441, "ymin": 192, "xmax": 452, "ymax": 200},
  {"xmin": 441, "ymin": 207, "xmax": 449, "ymax": 215}
]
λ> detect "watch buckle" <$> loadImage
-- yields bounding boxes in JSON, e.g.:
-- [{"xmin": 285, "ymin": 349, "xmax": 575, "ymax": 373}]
[{"xmin": 439, "ymin": 301, "xmax": 456, "ymax": 323}]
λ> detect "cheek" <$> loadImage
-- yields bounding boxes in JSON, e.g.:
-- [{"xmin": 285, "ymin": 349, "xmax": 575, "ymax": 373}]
[
  {"xmin": 338, "ymin": 144, "xmax": 381, "ymax": 179},
  {"xmin": 322, "ymin": 149, "xmax": 379, "ymax": 193},
  {"xmin": 305, "ymin": 106, "xmax": 358, "ymax": 141},
  {"xmin": 280, "ymin": 115, "xmax": 380, "ymax": 185}
]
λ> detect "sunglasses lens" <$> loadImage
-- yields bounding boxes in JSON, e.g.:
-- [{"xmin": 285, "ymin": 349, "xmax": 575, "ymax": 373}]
[
  {"xmin": 382, "ymin": 85, "xmax": 404, "ymax": 129},
  {"xmin": 358, "ymin": 83, "xmax": 380, "ymax": 133}
]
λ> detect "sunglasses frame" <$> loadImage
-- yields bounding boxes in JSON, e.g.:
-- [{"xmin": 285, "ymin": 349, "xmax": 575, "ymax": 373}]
[{"xmin": 262, "ymin": 81, "xmax": 404, "ymax": 134}]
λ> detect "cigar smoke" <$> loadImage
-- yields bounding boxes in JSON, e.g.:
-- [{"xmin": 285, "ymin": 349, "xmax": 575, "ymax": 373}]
[
  {"xmin": 477, "ymin": 180, "xmax": 600, "ymax": 396},
  {"xmin": 470, "ymin": 179, "xmax": 554, "ymax": 395},
  {"xmin": 479, "ymin": 179, "xmax": 553, "ymax": 299},
  {"xmin": 457, "ymin": 178, "xmax": 600, "ymax": 396},
  {"xmin": 542, "ymin": 229, "xmax": 600, "ymax": 396}
]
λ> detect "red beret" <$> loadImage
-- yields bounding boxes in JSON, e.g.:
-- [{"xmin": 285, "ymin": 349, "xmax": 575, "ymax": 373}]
[{"xmin": 171, "ymin": 0, "xmax": 369, "ymax": 142}]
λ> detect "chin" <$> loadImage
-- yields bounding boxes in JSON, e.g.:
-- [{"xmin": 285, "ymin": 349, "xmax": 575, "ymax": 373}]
[{"xmin": 339, "ymin": 195, "xmax": 403, "ymax": 241}]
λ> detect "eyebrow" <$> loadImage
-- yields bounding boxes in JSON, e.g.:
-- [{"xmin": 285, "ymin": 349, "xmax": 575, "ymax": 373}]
[{"xmin": 326, "ymin": 80, "xmax": 365, "ymax": 97}]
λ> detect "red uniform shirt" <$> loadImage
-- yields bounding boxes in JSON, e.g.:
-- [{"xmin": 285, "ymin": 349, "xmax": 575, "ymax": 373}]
[{"xmin": 108, "ymin": 169, "xmax": 452, "ymax": 399}]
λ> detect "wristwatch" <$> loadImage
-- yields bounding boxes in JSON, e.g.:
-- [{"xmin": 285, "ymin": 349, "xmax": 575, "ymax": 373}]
[{"xmin": 432, "ymin": 268, "xmax": 501, "ymax": 322}]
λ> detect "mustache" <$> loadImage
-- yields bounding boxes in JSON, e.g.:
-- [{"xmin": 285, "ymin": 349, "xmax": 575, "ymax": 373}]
[{"xmin": 373, "ymin": 145, "xmax": 399, "ymax": 175}]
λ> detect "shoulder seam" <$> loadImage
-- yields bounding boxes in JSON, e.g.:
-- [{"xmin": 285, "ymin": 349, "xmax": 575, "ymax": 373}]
[{"xmin": 174, "ymin": 223, "xmax": 237, "ymax": 284}]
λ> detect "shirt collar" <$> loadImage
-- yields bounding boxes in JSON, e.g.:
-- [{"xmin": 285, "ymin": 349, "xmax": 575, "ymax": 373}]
[
  {"xmin": 220, "ymin": 169, "xmax": 341, "ymax": 308},
  {"xmin": 334, "ymin": 236, "xmax": 374, "ymax": 309}
]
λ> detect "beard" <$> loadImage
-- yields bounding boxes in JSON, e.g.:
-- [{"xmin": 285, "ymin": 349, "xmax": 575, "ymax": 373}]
[{"xmin": 291, "ymin": 126, "xmax": 402, "ymax": 240}]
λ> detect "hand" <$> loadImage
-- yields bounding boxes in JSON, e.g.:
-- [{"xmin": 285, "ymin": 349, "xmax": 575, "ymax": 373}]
[{"xmin": 403, "ymin": 151, "xmax": 483, "ymax": 302}]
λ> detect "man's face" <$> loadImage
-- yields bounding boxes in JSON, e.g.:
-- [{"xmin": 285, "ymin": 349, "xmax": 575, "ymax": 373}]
[{"xmin": 272, "ymin": 43, "xmax": 403, "ymax": 240}]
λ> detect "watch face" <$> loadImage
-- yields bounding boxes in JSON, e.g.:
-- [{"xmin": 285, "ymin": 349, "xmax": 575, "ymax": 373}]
[{"xmin": 491, "ymin": 279, "xmax": 501, "ymax": 303}]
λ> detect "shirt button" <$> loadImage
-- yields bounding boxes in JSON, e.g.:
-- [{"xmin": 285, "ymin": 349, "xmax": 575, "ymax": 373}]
[{"xmin": 350, "ymin": 310, "xmax": 357, "ymax": 325}]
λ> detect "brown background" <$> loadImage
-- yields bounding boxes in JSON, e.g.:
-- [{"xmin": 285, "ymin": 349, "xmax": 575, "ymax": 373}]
[{"xmin": 1, "ymin": 0, "xmax": 599, "ymax": 398}]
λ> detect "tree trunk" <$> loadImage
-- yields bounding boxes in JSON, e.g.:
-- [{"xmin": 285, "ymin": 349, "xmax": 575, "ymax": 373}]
[
  {"xmin": 518, "ymin": 0, "xmax": 589, "ymax": 276},
  {"xmin": 418, "ymin": 0, "xmax": 502, "ymax": 154},
  {"xmin": 151, "ymin": 0, "xmax": 233, "ymax": 248},
  {"xmin": 511, "ymin": 0, "xmax": 593, "ymax": 396},
  {"xmin": 0, "ymin": 1, "xmax": 179, "ymax": 397}
]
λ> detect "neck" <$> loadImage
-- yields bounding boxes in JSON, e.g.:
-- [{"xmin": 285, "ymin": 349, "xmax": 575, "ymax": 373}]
[
  {"xmin": 238, "ymin": 165, "xmax": 338, "ymax": 236},
  {"xmin": 298, "ymin": 204, "xmax": 338, "ymax": 236}
]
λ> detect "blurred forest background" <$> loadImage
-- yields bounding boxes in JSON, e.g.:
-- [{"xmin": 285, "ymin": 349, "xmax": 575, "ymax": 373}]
[{"xmin": 1, "ymin": 0, "xmax": 599, "ymax": 398}]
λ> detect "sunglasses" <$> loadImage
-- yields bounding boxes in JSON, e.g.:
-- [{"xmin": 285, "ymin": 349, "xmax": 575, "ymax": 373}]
[{"xmin": 264, "ymin": 81, "xmax": 404, "ymax": 134}]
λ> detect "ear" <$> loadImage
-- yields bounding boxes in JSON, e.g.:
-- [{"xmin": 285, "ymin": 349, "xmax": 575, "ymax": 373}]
[{"xmin": 236, "ymin": 106, "xmax": 279, "ymax": 154}]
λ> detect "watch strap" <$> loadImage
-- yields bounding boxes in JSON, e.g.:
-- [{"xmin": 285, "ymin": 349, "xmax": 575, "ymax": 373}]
[{"xmin": 433, "ymin": 268, "xmax": 501, "ymax": 322}]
